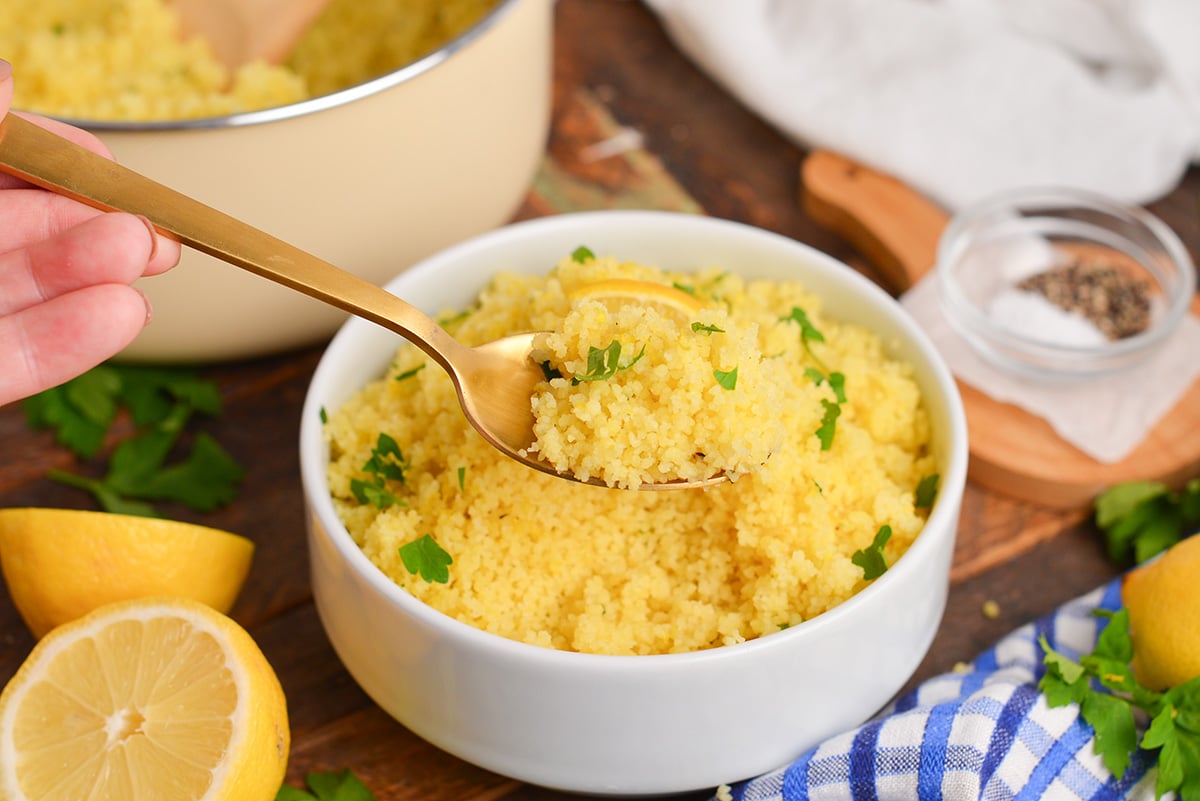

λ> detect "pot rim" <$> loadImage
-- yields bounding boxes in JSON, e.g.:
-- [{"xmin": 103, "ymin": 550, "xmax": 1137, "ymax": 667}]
[{"xmin": 26, "ymin": 0, "xmax": 525, "ymax": 132}]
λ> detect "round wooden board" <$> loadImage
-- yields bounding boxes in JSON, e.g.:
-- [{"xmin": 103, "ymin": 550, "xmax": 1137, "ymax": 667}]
[{"xmin": 801, "ymin": 150, "xmax": 1200, "ymax": 509}]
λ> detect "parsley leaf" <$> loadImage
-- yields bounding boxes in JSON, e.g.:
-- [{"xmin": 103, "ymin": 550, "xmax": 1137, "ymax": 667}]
[
  {"xmin": 276, "ymin": 768, "xmax": 377, "ymax": 801},
  {"xmin": 815, "ymin": 398, "xmax": 841, "ymax": 450},
  {"xmin": 399, "ymin": 534, "xmax": 453, "ymax": 584},
  {"xmin": 915, "ymin": 474, "xmax": 940, "ymax": 509},
  {"xmin": 573, "ymin": 341, "xmax": 645, "ymax": 383},
  {"xmin": 714, "ymin": 367, "xmax": 738, "ymax": 390},
  {"xmin": 851, "ymin": 525, "xmax": 892, "ymax": 580},
  {"xmin": 1095, "ymin": 479, "xmax": 1200, "ymax": 565},
  {"xmin": 571, "ymin": 245, "xmax": 595, "ymax": 264}
]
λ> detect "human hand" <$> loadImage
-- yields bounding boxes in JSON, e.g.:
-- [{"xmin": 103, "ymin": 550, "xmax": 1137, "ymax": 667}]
[{"xmin": 0, "ymin": 59, "xmax": 182, "ymax": 407}]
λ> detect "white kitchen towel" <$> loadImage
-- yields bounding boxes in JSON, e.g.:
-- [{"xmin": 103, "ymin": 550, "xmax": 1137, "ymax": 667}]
[{"xmin": 641, "ymin": 0, "xmax": 1200, "ymax": 211}]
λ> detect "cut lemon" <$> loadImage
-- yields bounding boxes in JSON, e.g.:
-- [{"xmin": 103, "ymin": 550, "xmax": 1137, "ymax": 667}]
[
  {"xmin": 0, "ymin": 508, "xmax": 253, "ymax": 639},
  {"xmin": 568, "ymin": 279, "xmax": 705, "ymax": 324},
  {"xmin": 0, "ymin": 596, "xmax": 289, "ymax": 801}
]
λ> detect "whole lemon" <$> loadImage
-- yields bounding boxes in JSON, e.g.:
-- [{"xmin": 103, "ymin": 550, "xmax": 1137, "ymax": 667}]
[{"xmin": 1122, "ymin": 534, "xmax": 1200, "ymax": 691}]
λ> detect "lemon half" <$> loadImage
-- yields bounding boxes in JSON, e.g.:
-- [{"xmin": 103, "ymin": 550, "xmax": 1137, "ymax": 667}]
[
  {"xmin": 0, "ymin": 596, "xmax": 289, "ymax": 801},
  {"xmin": 0, "ymin": 508, "xmax": 253, "ymax": 639}
]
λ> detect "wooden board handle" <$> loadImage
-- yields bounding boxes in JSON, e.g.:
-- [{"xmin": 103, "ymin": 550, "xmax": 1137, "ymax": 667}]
[{"xmin": 800, "ymin": 151, "xmax": 949, "ymax": 293}]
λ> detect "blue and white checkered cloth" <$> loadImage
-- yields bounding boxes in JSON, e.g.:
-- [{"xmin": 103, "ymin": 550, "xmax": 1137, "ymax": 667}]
[{"xmin": 721, "ymin": 579, "xmax": 1166, "ymax": 801}]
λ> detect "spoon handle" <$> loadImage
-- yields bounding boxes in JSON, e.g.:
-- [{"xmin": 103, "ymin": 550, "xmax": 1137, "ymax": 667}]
[{"xmin": 0, "ymin": 113, "xmax": 465, "ymax": 372}]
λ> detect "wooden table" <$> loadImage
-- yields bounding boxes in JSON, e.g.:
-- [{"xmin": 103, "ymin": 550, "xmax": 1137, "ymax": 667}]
[{"xmin": 2, "ymin": 1, "xmax": 1197, "ymax": 798}]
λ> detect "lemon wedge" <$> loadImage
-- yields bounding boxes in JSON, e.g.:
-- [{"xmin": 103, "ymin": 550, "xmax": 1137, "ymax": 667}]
[
  {"xmin": 0, "ymin": 508, "xmax": 253, "ymax": 639},
  {"xmin": 1123, "ymin": 534, "xmax": 1200, "ymax": 690},
  {"xmin": 568, "ymin": 279, "xmax": 705, "ymax": 324},
  {"xmin": 0, "ymin": 596, "xmax": 289, "ymax": 801}
]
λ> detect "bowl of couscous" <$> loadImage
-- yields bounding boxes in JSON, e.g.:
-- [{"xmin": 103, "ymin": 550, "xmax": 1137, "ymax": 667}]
[
  {"xmin": 1, "ymin": 0, "xmax": 551, "ymax": 361},
  {"xmin": 298, "ymin": 211, "xmax": 969, "ymax": 795}
]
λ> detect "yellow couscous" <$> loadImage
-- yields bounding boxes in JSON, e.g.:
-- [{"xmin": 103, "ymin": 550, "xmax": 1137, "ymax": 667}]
[
  {"xmin": 0, "ymin": 0, "xmax": 498, "ymax": 120},
  {"xmin": 324, "ymin": 252, "xmax": 938, "ymax": 656}
]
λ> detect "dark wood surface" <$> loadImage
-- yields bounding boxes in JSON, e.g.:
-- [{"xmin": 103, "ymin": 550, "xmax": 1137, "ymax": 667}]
[{"xmin": 2, "ymin": 1, "xmax": 1197, "ymax": 798}]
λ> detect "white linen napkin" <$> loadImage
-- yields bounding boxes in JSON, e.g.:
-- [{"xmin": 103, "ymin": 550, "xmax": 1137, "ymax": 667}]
[{"xmin": 641, "ymin": 0, "xmax": 1200, "ymax": 211}]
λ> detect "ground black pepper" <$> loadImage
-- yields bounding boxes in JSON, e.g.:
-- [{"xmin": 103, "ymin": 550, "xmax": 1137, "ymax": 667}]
[{"xmin": 1016, "ymin": 259, "xmax": 1152, "ymax": 340}]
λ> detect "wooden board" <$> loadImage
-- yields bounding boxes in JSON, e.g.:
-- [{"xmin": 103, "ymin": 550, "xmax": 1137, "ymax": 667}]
[{"xmin": 801, "ymin": 150, "xmax": 1200, "ymax": 509}]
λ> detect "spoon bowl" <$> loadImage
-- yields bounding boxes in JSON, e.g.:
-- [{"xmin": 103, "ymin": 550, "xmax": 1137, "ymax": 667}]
[{"xmin": 0, "ymin": 113, "xmax": 722, "ymax": 490}]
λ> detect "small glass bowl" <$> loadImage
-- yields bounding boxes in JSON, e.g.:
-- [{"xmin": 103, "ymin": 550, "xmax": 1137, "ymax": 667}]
[{"xmin": 936, "ymin": 188, "xmax": 1195, "ymax": 379}]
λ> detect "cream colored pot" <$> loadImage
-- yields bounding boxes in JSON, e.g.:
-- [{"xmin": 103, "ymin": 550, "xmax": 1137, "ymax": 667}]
[{"xmin": 76, "ymin": 0, "xmax": 551, "ymax": 363}]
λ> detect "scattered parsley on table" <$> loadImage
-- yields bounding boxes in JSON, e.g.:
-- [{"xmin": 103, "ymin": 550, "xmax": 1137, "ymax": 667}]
[{"xmin": 22, "ymin": 363, "xmax": 244, "ymax": 517}]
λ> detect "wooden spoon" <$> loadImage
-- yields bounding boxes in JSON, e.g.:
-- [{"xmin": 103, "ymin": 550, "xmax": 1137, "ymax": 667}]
[
  {"xmin": 801, "ymin": 149, "xmax": 1200, "ymax": 509},
  {"xmin": 166, "ymin": 0, "xmax": 333, "ymax": 71}
]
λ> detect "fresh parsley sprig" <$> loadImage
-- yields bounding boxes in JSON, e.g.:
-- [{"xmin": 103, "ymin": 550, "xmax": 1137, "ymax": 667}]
[
  {"xmin": 277, "ymin": 769, "xmax": 377, "ymax": 801},
  {"xmin": 23, "ymin": 364, "xmax": 243, "ymax": 517},
  {"xmin": 1040, "ymin": 608, "xmax": 1200, "ymax": 800},
  {"xmin": 1095, "ymin": 479, "xmax": 1200, "ymax": 566}
]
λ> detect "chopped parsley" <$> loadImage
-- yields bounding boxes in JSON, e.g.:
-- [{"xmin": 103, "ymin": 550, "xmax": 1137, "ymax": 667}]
[
  {"xmin": 23, "ymin": 363, "xmax": 244, "ymax": 517},
  {"xmin": 573, "ymin": 341, "xmax": 645, "ymax": 383},
  {"xmin": 1040, "ymin": 608, "xmax": 1200, "ymax": 798},
  {"xmin": 807, "ymin": 368, "xmax": 846, "ymax": 403},
  {"xmin": 571, "ymin": 245, "xmax": 595, "ymax": 264},
  {"xmin": 456, "ymin": 466, "xmax": 466, "ymax": 491},
  {"xmin": 399, "ymin": 534, "xmax": 453, "ymax": 584},
  {"xmin": 691, "ymin": 322, "xmax": 725, "ymax": 335},
  {"xmin": 714, "ymin": 367, "xmax": 738, "ymax": 390},
  {"xmin": 915, "ymin": 474, "xmax": 940, "ymax": 509},
  {"xmin": 350, "ymin": 433, "xmax": 407, "ymax": 510},
  {"xmin": 851, "ymin": 525, "xmax": 892, "ymax": 580},
  {"xmin": 815, "ymin": 398, "xmax": 841, "ymax": 451},
  {"xmin": 538, "ymin": 360, "xmax": 564, "ymax": 381},
  {"xmin": 394, "ymin": 364, "xmax": 425, "ymax": 382},
  {"xmin": 781, "ymin": 306, "xmax": 828, "ymax": 368}
]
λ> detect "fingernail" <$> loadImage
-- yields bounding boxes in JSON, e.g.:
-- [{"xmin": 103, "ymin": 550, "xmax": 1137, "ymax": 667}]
[
  {"xmin": 135, "ymin": 214, "xmax": 159, "ymax": 263},
  {"xmin": 137, "ymin": 288, "xmax": 154, "ymax": 325},
  {"xmin": 0, "ymin": 60, "xmax": 11, "ymax": 82}
]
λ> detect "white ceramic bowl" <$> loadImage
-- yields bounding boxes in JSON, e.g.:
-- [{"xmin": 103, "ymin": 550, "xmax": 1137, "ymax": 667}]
[
  {"xmin": 40, "ymin": 0, "xmax": 552, "ymax": 363},
  {"xmin": 299, "ymin": 211, "xmax": 969, "ymax": 795}
]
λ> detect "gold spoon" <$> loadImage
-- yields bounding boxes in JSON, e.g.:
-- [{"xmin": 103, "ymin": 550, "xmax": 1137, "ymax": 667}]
[{"xmin": 0, "ymin": 114, "xmax": 725, "ymax": 490}]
